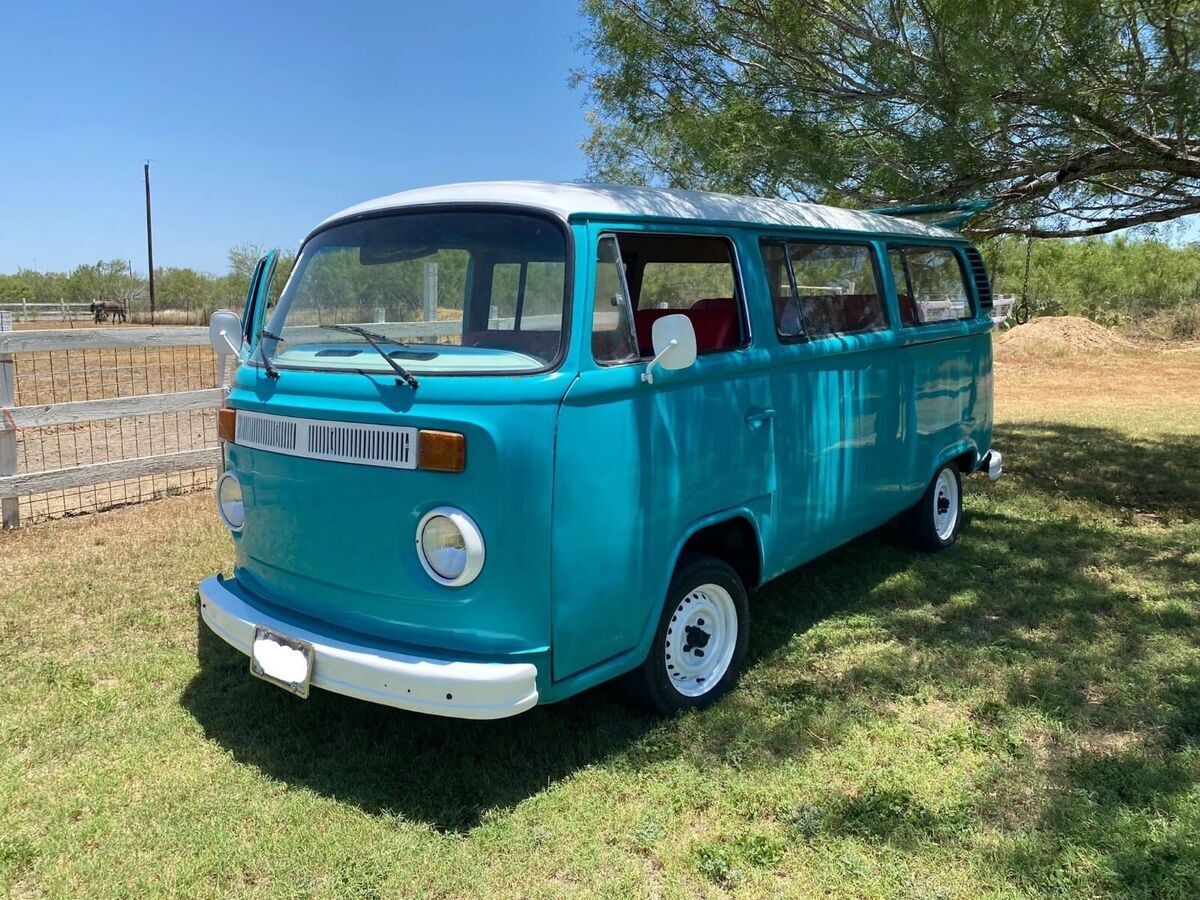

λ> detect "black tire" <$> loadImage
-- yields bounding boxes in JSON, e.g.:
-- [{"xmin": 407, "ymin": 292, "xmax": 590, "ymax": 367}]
[
  {"xmin": 625, "ymin": 553, "xmax": 750, "ymax": 714},
  {"xmin": 1014, "ymin": 301, "xmax": 1030, "ymax": 325},
  {"xmin": 901, "ymin": 463, "xmax": 963, "ymax": 553}
]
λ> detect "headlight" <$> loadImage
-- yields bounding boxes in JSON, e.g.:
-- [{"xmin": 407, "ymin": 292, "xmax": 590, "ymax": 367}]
[
  {"xmin": 215, "ymin": 471, "xmax": 245, "ymax": 531},
  {"xmin": 416, "ymin": 507, "xmax": 485, "ymax": 587}
]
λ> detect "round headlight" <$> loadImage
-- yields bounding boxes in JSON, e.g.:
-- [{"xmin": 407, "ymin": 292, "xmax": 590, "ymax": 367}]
[
  {"xmin": 416, "ymin": 507, "xmax": 485, "ymax": 587},
  {"xmin": 215, "ymin": 471, "xmax": 245, "ymax": 531}
]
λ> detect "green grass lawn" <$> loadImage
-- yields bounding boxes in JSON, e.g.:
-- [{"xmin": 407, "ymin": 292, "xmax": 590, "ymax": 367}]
[{"xmin": 2, "ymin": 354, "xmax": 1198, "ymax": 898}]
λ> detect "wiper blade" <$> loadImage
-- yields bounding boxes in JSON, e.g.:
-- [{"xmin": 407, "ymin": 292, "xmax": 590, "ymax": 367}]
[
  {"xmin": 326, "ymin": 324, "xmax": 420, "ymax": 390},
  {"xmin": 256, "ymin": 328, "xmax": 282, "ymax": 380}
]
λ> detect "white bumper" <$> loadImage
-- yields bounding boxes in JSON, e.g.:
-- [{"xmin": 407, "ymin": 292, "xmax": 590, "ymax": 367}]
[
  {"xmin": 198, "ymin": 575, "xmax": 539, "ymax": 719},
  {"xmin": 982, "ymin": 449, "xmax": 1004, "ymax": 481}
]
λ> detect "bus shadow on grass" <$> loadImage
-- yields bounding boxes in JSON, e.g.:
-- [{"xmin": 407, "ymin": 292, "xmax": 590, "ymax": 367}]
[{"xmin": 181, "ymin": 422, "xmax": 1199, "ymax": 849}]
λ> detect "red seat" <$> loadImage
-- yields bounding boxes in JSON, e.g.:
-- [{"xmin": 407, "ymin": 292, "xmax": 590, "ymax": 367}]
[{"xmin": 634, "ymin": 301, "xmax": 738, "ymax": 356}]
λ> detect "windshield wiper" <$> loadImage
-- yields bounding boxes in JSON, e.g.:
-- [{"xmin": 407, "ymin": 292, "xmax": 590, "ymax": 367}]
[
  {"xmin": 327, "ymin": 324, "xmax": 420, "ymax": 390},
  {"xmin": 257, "ymin": 328, "xmax": 282, "ymax": 380}
]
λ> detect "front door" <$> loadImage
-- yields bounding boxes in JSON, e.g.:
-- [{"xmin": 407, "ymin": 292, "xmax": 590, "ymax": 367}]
[{"xmin": 550, "ymin": 226, "xmax": 774, "ymax": 681}]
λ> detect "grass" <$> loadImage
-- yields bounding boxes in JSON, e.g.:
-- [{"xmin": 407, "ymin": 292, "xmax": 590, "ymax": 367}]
[{"xmin": 2, "ymin": 350, "xmax": 1198, "ymax": 898}]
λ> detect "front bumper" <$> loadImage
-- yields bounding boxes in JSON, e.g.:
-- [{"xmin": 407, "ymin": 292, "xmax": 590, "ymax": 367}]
[
  {"xmin": 981, "ymin": 449, "xmax": 1004, "ymax": 481},
  {"xmin": 198, "ymin": 574, "xmax": 539, "ymax": 719}
]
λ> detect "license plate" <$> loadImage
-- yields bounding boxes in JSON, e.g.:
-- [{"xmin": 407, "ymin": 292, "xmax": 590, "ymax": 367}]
[{"xmin": 250, "ymin": 626, "xmax": 314, "ymax": 698}]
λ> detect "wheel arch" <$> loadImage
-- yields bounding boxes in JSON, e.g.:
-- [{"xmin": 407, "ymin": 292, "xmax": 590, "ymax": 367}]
[
  {"xmin": 927, "ymin": 440, "xmax": 980, "ymax": 485},
  {"xmin": 673, "ymin": 511, "xmax": 764, "ymax": 593}
]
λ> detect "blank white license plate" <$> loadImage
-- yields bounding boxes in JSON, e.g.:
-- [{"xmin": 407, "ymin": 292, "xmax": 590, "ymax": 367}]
[{"xmin": 250, "ymin": 626, "xmax": 314, "ymax": 698}]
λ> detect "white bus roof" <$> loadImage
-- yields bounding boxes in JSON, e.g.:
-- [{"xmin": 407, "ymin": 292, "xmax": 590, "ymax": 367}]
[{"xmin": 317, "ymin": 181, "xmax": 962, "ymax": 240}]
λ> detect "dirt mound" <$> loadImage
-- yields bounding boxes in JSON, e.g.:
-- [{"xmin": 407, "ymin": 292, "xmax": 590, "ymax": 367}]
[{"xmin": 996, "ymin": 316, "xmax": 1137, "ymax": 358}]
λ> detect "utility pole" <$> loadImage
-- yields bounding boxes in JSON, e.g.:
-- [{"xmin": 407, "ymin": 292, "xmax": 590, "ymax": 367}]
[{"xmin": 144, "ymin": 161, "xmax": 156, "ymax": 325}]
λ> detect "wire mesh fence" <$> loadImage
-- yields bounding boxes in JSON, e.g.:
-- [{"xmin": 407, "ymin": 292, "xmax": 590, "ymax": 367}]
[{"xmin": 10, "ymin": 344, "xmax": 219, "ymax": 523}]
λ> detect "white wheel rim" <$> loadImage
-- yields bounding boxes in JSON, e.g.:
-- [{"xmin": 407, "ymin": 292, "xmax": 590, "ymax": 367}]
[
  {"xmin": 933, "ymin": 469, "xmax": 959, "ymax": 541},
  {"xmin": 663, "ymin": 583, "xmax": 738, "ymax": 698}
]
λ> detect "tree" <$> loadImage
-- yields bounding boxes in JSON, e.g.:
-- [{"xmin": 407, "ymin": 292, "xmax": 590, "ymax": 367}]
[
  {"xmin": 65, "ymin": 260, "xmax": 142, "ymax": 306},
  {"xmin": 577, "ymin": 0, "xmax": 1200, "ymax": 237}
]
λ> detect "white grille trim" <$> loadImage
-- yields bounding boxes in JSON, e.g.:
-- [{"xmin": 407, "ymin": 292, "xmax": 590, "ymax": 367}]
[{"xmin": 234, "ymin": 410, "xmax": 418, "ymax": 470}]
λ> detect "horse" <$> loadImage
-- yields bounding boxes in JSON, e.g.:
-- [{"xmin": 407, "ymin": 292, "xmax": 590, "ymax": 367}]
[{"xmin": 90, "ymin": 301, "xmax": 127, "ymax": 324}]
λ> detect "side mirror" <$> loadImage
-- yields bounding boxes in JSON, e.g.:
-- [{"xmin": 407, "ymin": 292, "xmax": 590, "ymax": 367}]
[
  {"xmin": 209, "ymin": 309, "xmax": 244, "ymax": 357},
  {"xmin": 641, "ymin": 313, "xmax": 697, "ymax": 384}
]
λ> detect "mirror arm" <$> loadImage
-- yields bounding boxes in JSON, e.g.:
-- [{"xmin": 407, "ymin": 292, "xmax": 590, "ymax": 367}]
[
  {"xmin": 216, "ymin": 328, "xmax": 243, "ymax": 358},
  {"xmin": 640, "ymin": 338, "xmax": 678, "ymax": 385}
]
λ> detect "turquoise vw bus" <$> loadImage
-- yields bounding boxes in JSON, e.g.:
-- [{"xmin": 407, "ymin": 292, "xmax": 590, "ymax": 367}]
[{"xmin": 199, "ymin": 181, "xmax": 1002, "ymax": 719}]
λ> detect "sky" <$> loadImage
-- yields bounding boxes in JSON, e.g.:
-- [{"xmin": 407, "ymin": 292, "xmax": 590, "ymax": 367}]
[
  {"xmin": 0, "ymin": 1, "xmax": 591, "ymax": 274},
  {"xmin": 2, "ymin": 3, "xmax": 1195, "ymax": 276}
]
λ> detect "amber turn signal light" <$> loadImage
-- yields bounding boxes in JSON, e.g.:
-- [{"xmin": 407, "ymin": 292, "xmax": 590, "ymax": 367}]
[
  {"xmin": 418, "ymin": 429, "xmax": 466, "ymax": 473},
  {"xmin": 217, "ymin": 407, "xmax": 237, "ymax": 443}
]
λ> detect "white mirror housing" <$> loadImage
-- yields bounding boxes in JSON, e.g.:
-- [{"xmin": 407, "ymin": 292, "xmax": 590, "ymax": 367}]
[
  {"xmin": 209, "ymin": 309, "xmax": 244, "ymax": 358},
  {"xmin": 642, "ymin": 313, "xmax": 698, "ymax": 384}
]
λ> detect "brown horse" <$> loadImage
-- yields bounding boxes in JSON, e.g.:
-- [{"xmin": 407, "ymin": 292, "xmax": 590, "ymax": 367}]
[{"xmin": 90, "ymin": 301, "xmax": 127, "ymax": 324}]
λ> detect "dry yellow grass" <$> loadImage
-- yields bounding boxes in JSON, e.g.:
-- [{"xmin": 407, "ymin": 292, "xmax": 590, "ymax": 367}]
[{"xmin": 995, "ymin": 352, "xmax": 1200, "ymax": 435}]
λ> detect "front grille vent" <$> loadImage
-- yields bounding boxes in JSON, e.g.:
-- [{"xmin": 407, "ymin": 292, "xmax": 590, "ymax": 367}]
[
  {"xmin": 308, "ymin": 422, "xmax": 413, "ymax": 467},
  {"xmin": 234, "ymin": 410, "xmax": 417, "ymax": 470},
  {"xmin": 236, "ymin": 412, "xmax": 297, "ymax": 451}
]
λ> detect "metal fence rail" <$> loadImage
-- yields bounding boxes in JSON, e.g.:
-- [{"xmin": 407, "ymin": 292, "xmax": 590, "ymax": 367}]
[{"xmin": 0, "ymin": 320, "xmax": 220, "ymax": 527}]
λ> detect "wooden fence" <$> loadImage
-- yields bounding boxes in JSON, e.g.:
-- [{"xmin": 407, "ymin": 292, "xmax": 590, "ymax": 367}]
[
  {"xmin": 0, "ymin": 300, "xmax": 96, "ymax": 324},
  {"xmin": 0, "ymin": 321, "xmax": 221, "ymax": 528}
]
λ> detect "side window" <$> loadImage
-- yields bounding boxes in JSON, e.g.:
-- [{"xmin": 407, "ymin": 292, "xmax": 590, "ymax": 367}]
[
  {"xmin": 639, "ymin": 261, "xmax": 735, "ymax": 310},
  {"xmin": 592, "ymin": 236, "xmax": 639, "ymax": 364},
  {"xmin": 895, "ymin": 247, "xmax": 972, "ymax": 325},
  {"xmin": 613, "ymin": 233, "xmax": 745, "ymax": 357},
  {"xmin": 761, "ymin": 241, "xmax": 804, "ymax": 338},
  {"xmin": 760, "ymin": 240, "xmax": 887, "ymax": 339},
  {"xmin": 889, "ymin": 249, "xmax": 916, "ymax": 327},
  {"xmin": 786, "ymin": 242, "xmax": 886, "ymax": 337}
]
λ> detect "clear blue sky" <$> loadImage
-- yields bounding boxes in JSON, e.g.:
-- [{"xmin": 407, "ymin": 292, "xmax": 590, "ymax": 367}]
[
  {"xmin": 0, "ymin": 1, "xmax": 590, "ymax": 274},
  {"xmin": 3, "ymin": 3, "xmax": 1195, "ymax": 276}
]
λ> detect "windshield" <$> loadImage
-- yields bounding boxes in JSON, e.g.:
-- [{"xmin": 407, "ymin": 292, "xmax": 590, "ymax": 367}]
[{"xmin": 265, "ymin": 211, "xmax": 568, "ymax": 374}]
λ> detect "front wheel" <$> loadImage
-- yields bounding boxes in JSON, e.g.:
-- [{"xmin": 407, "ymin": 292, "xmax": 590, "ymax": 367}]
[
  {"xmin": 626, "ymin": 554, "xmax": 749, "ymax": 714},
  {"xmin": 902, "ymin": 464, "xmax": 963, "ymax": 553}
]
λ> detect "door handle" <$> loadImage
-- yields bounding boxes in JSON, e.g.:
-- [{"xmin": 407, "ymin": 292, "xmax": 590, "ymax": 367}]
[{"xmin": 745, "ymin": 409, "xmax": 776, "ymax": 428}]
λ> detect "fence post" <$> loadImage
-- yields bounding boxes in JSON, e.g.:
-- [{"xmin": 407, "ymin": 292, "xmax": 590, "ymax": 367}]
[
  {"xmin": 423, "ymin": 263, "xmax": 438, "ymax": 322},
  {"xmin": 20, "ymin": 298, "xmax": 28, "ymax": 323},
  {"xmin": 0, "ymin": 310, "xmax": 18, "ymax": 528}
]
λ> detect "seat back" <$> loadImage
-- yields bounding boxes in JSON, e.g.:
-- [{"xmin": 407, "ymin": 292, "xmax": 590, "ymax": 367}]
[{"xmin": 633, "ymin": 299, "xmax": 738, "ymax": 356}]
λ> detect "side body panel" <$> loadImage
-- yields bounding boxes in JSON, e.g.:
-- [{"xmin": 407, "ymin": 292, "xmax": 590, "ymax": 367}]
[
  {"xmin": 887, "ymin": 243, "xmax": 995, "ymax": 500},
  {"xmin": 544, "ymin": 224, "xmax": 994, "ymax": 702},
  {"xmin": 751, "ymin": 236, "xmax": 907, "ymax": 580}
]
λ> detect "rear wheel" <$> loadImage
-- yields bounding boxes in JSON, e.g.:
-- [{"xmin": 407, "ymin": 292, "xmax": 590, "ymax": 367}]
[
  {"xmin": 627, "ymin": 554, "xmax": 749, "ymax": 714},
  {"xmin": 902, "ymin": 463, "xmax": 963, "ymax": 552}
]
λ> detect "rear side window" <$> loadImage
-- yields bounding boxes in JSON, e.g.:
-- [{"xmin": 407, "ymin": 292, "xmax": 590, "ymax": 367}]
[
  {"xmin": 889, "ymin": 247, "xmax": 972, "ymax": 326},
  {"xmin": 761, "ymin": 240, "xmax": 887, "ymax": 339}
]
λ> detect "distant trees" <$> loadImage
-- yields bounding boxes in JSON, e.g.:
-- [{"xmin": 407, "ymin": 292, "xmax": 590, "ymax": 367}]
[
  {"xmin": 0, "ymin": 246, "xmax": 297, "ymax": 323},
  {"xmin": 985, "ymin": 234, "xmax": 1200, "ymax": 334}
]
